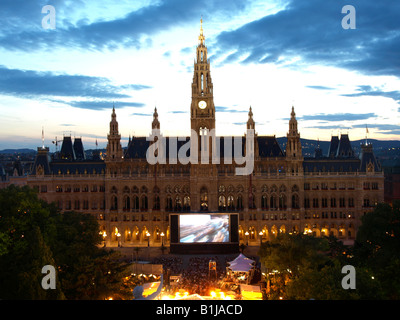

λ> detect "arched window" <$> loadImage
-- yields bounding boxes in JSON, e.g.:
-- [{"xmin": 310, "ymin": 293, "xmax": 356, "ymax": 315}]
[
  {"xmin": 200, "ymin": 187, "xmax": 208, "ymax": 211},
  {"xmin": 292, "ymin": 194, "xmax": 299, "ymax": 209},
  {"xmin": 219, "ymin": 195, "xmax": 226, "ymax": 211},
  {"xmin": 249, "ymin": 226, "xmax": 256, "ymax": 240},
  {"xmin": 153, "ymin": 195, "xmax": 160, "ymax": 210},
  {"xmin": 227, "ymin": 195, "xmax": 235, "ymax": 210},
  {"xmin": 175, "ymin": 196, "xmax": 182, "ymax": 211},
  {"xmin": 270, "ymin": 194, "xmax": 277, "ymax": 209},
  {"xmin": 140, "ymin": 195, "xmax": 148, "ymax": 211},
  {"xmin": 183, "ymin": 196, "xmax": 191, "ymax": 211},
  {"xmin": 166, "ymin": 195, "xmax": 173, "ymax": 211},
  {"xmin": 261, "ymin": 194, "xmax": 268, "ymax": 209},
  {"xmin": 249, "ymin": 193, "xmax": 256, "ymax": 209},
  {"xmin": 123, "ymin": 195, "xmax": 130, "ymax": 211},
  {"xmin": 237, "ymin": 194, "xmax": 243, "ymax": 210},
  {"xmin": 132, "ymin": 195, "xmax": 139, "ymax": 211},
  {"xmin": 279, "ymin": 194, "xmax": 286, "ymax": 209},
  {"xmin": 111, "ymin": 195, "xmax": 118, "ymax": 210}
]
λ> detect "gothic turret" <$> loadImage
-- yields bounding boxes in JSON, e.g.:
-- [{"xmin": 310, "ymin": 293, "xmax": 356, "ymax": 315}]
[
  {"xmin": 286, "ymin": 106, "xmax": 302, "ymax": 159},
  {"xmin": 106, "ymin": 106, "xmax": 123, "ymax": 161},
  {"xmin": 152, "ymin": 107, "xmax": 160, "ymax": 130}
]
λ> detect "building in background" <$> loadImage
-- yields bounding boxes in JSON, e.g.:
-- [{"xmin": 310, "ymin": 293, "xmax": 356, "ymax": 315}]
[{"xmin": 27, "ymin": 21, "xmax": 384, "ymax": 247}]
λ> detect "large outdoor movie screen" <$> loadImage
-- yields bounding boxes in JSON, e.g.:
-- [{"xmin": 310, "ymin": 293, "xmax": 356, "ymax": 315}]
[{"xmin": 179, "ymin": 214, "xmax": 229, "ymax": 243}]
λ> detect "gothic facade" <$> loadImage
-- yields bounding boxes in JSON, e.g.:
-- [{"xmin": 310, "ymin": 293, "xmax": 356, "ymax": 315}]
[{"xmin": 28, "ymin": 22, "xmax": 384, "ymax": 248}]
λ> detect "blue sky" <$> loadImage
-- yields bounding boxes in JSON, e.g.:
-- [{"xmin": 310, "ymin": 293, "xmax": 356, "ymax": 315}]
[{"xmin": 0, "ymin": 0, "xmax": 399, "ymax": 150}]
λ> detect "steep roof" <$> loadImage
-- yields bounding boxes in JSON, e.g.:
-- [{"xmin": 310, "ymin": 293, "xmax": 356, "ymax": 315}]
[
  {"xmin": 257, "ymin": 136, "xmax": 285, "ymax": 157},
  {"xmin": 59, "ymin": 136, "xmax": 76, "ymax": 160},
  {"xmin": 328, "ymin": 136, "xmax": 339, "ymax": 157},
  {"xmin": 359, "ymin": 143, "xmax": 381, "ymax": 172},
  {"xmin": 73, "ymin": 137, "xmax": 86, "ymax": 160},
  {"xmin": 123, "ymin": 135, "xmax": 285, "ymax": 160},
  {"xmin": 336, "ymin": 134, "xmax": 355, "ymax": 158},
  {"xmin": 31, "ymin": 147, "xmax": 51, "ymax": 175}
]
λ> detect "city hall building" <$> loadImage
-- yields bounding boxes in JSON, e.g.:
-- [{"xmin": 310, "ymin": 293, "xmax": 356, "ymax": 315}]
[{"xmin": 28, "ymin": 22, "xmax": 384, "ymax": 249}]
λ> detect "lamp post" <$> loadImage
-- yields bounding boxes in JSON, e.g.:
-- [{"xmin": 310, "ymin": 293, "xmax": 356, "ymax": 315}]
[
  {"xmin": 146, "ymin": 231, "xmax": 151, "ymax": 260},
  {"xmin": 259, "ymin": 231, "xmax": 263, "ymax": 245},
  {"xmin": 117, "ymin": 232, "xmax": 121, "ymax": 247},
  {"xmin": 161, "ymin": 231, "xmax": 165, "ymax": 246},
  {"xmin": 100, "ymin": 231, "xmax": 107, "ymax": 247},
  {"xmin": 244, "ymin": 231, "xmax": 249, "ymax": 246},
  {"xmin": 146, "ymin": 231, "xmax": 150, "ymax": 247}
]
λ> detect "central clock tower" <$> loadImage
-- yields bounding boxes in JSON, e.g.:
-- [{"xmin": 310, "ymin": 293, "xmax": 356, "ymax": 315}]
[{"xmin": 190, "ymin": 18, "xmax": 215, "ymax": 135}]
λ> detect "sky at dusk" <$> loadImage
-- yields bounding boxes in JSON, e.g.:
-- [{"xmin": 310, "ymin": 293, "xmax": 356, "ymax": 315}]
[{"xmin": 0, "ymin": 0, "xmax": 399, "ymax": 151}]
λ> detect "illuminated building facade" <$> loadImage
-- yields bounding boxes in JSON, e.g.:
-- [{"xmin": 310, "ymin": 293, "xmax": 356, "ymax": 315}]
[{"xmin": 28, "ymin": 21, "xmax": 384, "ymax": 248}]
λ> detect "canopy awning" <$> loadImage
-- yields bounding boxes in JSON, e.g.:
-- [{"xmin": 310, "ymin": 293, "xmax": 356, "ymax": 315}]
[{"xmin": 227, "ymin": 254, "xmax": 255, "ymax": 273}]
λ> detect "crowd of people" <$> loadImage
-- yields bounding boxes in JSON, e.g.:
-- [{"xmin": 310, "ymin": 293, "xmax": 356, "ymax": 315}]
[
  {"xmin": 150, "ymin": 255, "xmax": 259, "ymax": 297},
  {"xmin": 151, "ymin": 256, "xmax": 183, "ymax": 274}
]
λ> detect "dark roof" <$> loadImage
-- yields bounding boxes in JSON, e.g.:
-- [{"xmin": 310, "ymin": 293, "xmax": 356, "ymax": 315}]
[
  {"xmin": 359, "ymin": 143, "xmax": 381, "ymax": 172},
  {"xmin": 50, "ymin": 161, "xmax": 105, "ymax": 175},
  {"xmin": 257, "ymin": 136, "xmax": 285, "ymax": 157},
  {"xmin": 31, "ymin": 147, "xmax": 51, "ymax": 175},
  {"xmin": 328, "ymin": 136, "xmax": 339, "ymax": 157},
  {"xmin": 73, "ymin": 138, "xmax": 86, "ymax": 160},
  {"xmin": 123, "ymin": 135, "xmax": 284, "ymax": 160},
  {"xmin": 303, "ymin": 158, "xmax": 361, "ymax": 173},
  {"xmin": 60, "ymin": 136, "xmax": 75, "ymax": 160},
  {"xmin": 336, "ymin": 134, "xmax": 355, "ymax": 158}
]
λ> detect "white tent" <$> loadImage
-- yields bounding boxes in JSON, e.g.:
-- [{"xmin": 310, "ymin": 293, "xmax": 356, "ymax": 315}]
[{"xmin": 227, "ymin": 254, "xmax": 255, "ymax": 273}]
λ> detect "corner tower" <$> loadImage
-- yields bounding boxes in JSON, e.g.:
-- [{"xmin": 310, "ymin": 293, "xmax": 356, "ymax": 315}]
[
  {"xmin": 190, "ymin": 18, "xmax": 215, "ymax": 135},
  {"xmin": 106, "ymin": 106, "xmax": 123, "ymax": 161}
]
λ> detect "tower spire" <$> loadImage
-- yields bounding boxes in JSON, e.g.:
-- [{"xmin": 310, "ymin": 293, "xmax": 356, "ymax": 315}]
[
  {"xmin": 247, "ymin": 106, "xmax": 255, "ymax": 130},
  {"xmin": 152, "ymin": 106, "xmax": 160, "ymax": 130},
  {"xmin": 41, "ymin": 126, "xmax": 45, "ymax": 149},
  {"xmin": 199, "ymin": 16, "xmax": 205, "ymax": 45}
]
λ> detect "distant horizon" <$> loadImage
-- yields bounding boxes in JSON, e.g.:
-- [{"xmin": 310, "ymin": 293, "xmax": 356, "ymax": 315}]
[{"xmin": 1, "ymin": 135, "xmax": 399, "ymax": 154}]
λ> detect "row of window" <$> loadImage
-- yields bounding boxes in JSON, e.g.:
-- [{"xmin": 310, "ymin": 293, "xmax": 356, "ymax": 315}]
[
  {"xmin": 304, "ymin": 182, "xmax": 379, "ymax": 190},
  {"xmin": 36, "ymin": 181, "xmax": 380, "ymax": 195},
  {"xmin": 54, "ymin": 195, "xmax": 377, "ymax": 212}
]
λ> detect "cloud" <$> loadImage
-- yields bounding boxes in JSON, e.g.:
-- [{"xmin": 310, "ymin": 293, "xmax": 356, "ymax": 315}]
[
  {"xmin": 299, "ymin": 113, "xmax": 377, "ymax": 122},
  {"xmin": 214, "ymin": 0, "xmax": 400, "ymax": 78},
  {"xmin": 306, "ymin": 85, "xmax": 333, "ymax": 90},
  {"xmin": 168, "ymin": 110, "xmax": 187, "ymax": 114},
  {"xmin": 65, "ymin": 100, "xmax": 145, "ymax": 110},
  {"xmin": 0, "ymin": 0, "xmax": 252, "ymax": 51},
  {"xmin": 131, "ymin": 112, "xmax": 152, "ymax": 116},
  {"xmin": 215, "ymin": 106, "xmax": 248, "ymax": 113},
  {"xmin": 0, "ymin": 66, "xmax": 150, "ymax": 101},
  {"xmin": 353, "ymin": 123, "xmax": 400, "ymax": 132},
  {"xmin": 304, "ymin": 125, "xmax": 350, "ymax": 130},
  {"xmin": 341, "ymin": 85, "xmax": 400, "ymax": 104}
]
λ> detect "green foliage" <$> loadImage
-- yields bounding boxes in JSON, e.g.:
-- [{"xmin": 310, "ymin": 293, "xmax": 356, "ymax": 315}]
[
  {"xmin": 354, "ymin": 201, "xmax": 400, "ymax": 299},
  {"xmin": 258, "ymin": 202, "xmax": 400, "ymax": 300},
  {"xmin": 0, "ymin": 185, "xmax": 127, "ymax": 300}
]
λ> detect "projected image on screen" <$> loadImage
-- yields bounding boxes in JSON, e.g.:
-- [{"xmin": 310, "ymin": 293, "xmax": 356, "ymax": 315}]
[{"xmin": 180, "ymin": 214, "xmax": 229, "ymax": 243}]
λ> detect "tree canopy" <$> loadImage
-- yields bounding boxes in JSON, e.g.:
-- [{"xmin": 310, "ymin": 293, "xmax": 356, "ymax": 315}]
[
  {"xmin": 0, "ymin": 185, "xmax": 129, "ymax": 300},
  {"xmin": 258, "ymin": 201, "xmax": 400, "ymax": 300}
]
